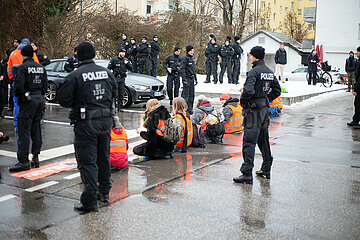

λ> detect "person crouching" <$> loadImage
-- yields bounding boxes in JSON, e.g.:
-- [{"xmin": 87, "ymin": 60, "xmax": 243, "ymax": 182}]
[
  {"xmin": 220, "ymin": 93, "xmax": 243, "ymax": 134},
  {"xmin": 173, "ymin": 97, "xmax": 193, "ymax": 152},
  {"xmin": 110, "ymin": 116, "xmax": 129, "ymax": 172}
]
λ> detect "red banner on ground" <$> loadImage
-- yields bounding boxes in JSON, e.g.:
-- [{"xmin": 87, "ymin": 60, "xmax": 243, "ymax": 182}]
[{"xmin": 10, "ymin": 158, "xmax": 77, "ymax": 180}]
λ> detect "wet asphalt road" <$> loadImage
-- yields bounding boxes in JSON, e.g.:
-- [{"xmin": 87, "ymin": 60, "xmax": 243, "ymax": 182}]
[{"xmin": 0, "ymin": 91, "xmax": 359, "ymax": 239}]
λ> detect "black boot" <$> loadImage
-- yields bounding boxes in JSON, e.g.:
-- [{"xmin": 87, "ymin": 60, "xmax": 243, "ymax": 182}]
[
  {"xmin": 97, "ymin": 192, "xmax": 110, "ymax": 203},
  {"xmin": 31, "ymin": 154, "xmax": 40, "ymax": 168},
  {"xmin": 170, "ymin": 99, "xmax": 173, "ymax": 105},
  {"xmin": 255, "ymin": 170, "xmax": 270, "ymax": 179},
  {"xmin": 353, "ymin": 124, "xmax": 360, "ymax": 129},
  {"xmin": 9, "ymin": 162, "xmax": 30, "ymax": 172},
  {"xmin": 74, "ymin": 203, "xmax": 98, "ymax": 212},
  {"xmin": 204, "ymin": 80, "xmax": 210, "ymax": 83},
  {"xmin": 347, "ymin": 121, "xmax": 358, "ymax": 126},
  {"xmin": 233, "ymin": 175, "xmax": 253, "ymax": 184}
]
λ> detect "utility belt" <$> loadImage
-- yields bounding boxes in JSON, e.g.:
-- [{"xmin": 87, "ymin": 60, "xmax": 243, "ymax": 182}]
[
  {"xmin": 73, "ymin": 108, "xmax": 113, "ymax": 121},
  {"xmin": 243, "ymin": 98, "xmax": 269, "ymax": 112},
  {"xmin": 28, "ymin": 90, "xmax": 42, "ymax": 96},
  {"xmin": 116, "ymin": 73, "xmax": 126, "ymax": 79}
]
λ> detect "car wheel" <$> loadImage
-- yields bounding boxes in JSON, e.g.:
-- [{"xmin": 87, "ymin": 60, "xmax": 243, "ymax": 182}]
[
  {"xmin": 45, "ymin": 82, "xmax": 57, "ymax": 102},
  {"xmin": 123, "ymin": 87, "xmax": 133, "ymax": 108}
]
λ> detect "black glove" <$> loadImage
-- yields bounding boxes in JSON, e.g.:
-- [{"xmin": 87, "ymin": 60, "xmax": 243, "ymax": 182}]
[{"xmin": 140, "ymin": 131, "xmax": 148, "ymax": 140}]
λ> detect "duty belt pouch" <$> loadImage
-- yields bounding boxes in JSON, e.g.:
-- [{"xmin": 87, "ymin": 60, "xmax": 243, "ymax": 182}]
[{"xmin": 86, "ymin": 109, "xmax": 112, "ymax": 119}]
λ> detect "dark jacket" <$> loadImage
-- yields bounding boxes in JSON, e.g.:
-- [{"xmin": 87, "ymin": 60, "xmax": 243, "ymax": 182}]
[
  {"xmin": 107, "ymin": 56, "xmax": 132, "ymax": 80},
  {"xmin": 117, "ymin": 39, "xmax": 131, "ymax": 52},
  {"xmin": 180, "ymin": 53, "xmax": 196, "ymax": 84},
  {"xmin": 35, "ymin": 50, "xmax": 51, "ymax": 66},
  {"xmin": 232, "ymin": 42, "xmax": 244, "ymax": 60},
  {"xmin": 307, "ymin": 54, "xmax": 319, "ymax": 73},
  {"xmin": 14, "ymin": 58, "xmax": 48, "ymax": 103},
  {"xmin": 223, "ymin": 98, "xmax": 240, "ymax": 122},
  {"xmin": 205, "ymin": 43, "xmax": 220, "ymax": 61},
  {"xmin": 137, "ymin": 42, "xmax": 151, "ymax": 58},
  {"xmin": 241, "ymin": 59, "xmax": 281, "ymax": 108},
  {"xmin": 150, "ymin": 40, "xmax": 161, "ymax": 59},
  {"xmin": 163, "ymin": 53, "xmax": 181, "ymax": 75},
  {"xmin": 220, "ymin": 44, "xmax": 234, "ymax": 61},
  {"xmin": 275, "ymin": 48, "xmax": 287, "ymax": 64},
  {"xmin": 0, "ymin": 59, "xmax": 7, "ymax": 88},
  {"xmin": 64, "ymin": 55, "xmax": 79, "ymax": 72},
  {"xmin": 354, "ymin": 59, "xmax": 360, "ymax": 93},
  {"xmin": 57, "ymin": 60, "xmax": 117, "ymax": 117},
  {"xmin": 345, "ymin": 57, "xmax": 357, "ymax": 72},
  {"xmin": 127, "ymin": 43, "xmax": 138, "ymax": 60}
]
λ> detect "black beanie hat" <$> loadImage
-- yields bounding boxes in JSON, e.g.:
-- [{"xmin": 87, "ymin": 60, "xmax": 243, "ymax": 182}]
[
  {"xmin": 250, "ymin": 46, "xmax": 265, "ymax": 59},
  {"xmin": 142, "ymin": 36, "xmax": 147, "ymax": 40},
  {"xmin": 14, "ymin": 38, "xmax": 21, "ymax": 44},
  {"xmin": 122, "ymin": 32, "xmax": 127, "ymax": 37},
  {"xmin": 153, "ymin": 34, "xmax": 158, "ymax": 39},
  {"xmin": 21, "ymin": 45, "xmax": 34, "ymax": 57},
  {"xmin": 234, "ymin": 36, "xmax": 240, "ymax": 41},
  {"xmin": 119, "ymin": 47, "xmax": 126, "ymax": 52},
  {"xmin": 209, "ymin": 34, "xmax": 215, "ymax": 39},
  {"xmin": 357, "ymin": 46, "xmax": 360, "ymax": 52},
  {"xmin": 77, "ymin": 41, "xmax": 96, "ymax": 61},
  {"xmin": 174, "ymin": 46, "xmax": 181, "ymax": 52},
  {"xmin": 31, "ymin": 41, "xmax": 38, "ymax": 48},
  {"xmin": 226, "ymin": 36, "xmax": 231, "ymax": 41},
  {"xmin": 130, "ymin": 37, "xmax": 136, "ymax": 41},
  {"xmin": 186, "ymin": 45, "xmax": 194, "ymax": 53}
]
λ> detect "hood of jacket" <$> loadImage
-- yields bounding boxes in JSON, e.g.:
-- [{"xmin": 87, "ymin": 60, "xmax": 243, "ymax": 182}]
[
  {"xmin": 198, "ymin": 102, "xmax": 214, "ymax": 113},
  {"xmin": 223, "ymin": 98, "xmax": 239, "ymax": 107}
]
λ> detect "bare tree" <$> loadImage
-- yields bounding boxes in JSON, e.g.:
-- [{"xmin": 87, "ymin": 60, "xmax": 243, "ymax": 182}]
[{"xmin": 284, "ymin": 10, "xmax": 309, "ymax": 42}]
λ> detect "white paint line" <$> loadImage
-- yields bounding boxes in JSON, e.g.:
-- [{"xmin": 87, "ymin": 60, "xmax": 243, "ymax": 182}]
[
  {"xmin": 38, "ymin": 145, "xmax": 75, "ymax": 162},
  {"xmin": 63, "ymin": 172, "xmax": 80, "ymax": 180},
  {"xmin": 25, "ymin": 181, "xmax": 59, "ymax": 192},
  {"xmin": 0, "ymin": 150, "xmax": 17, "ymax": 158},
  {"xmin": 0, "ymin": 194, "xmax": 16, "ymax": 203},
  {"xmin": 43, "ymin": 120, "xmax": 70, "ymax": 126},
  {"xmin": 122, "ymin": 109, "xmax": 145, "ymax": 114},
  {"xmin": 45, "ymin": 103, "xmax": 60, "ymax": 106}
]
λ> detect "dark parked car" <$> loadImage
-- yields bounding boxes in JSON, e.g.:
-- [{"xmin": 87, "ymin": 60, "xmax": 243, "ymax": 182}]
[{"xmin": 45, "ymin": 59, "xmax": 165, "ymax": 107}]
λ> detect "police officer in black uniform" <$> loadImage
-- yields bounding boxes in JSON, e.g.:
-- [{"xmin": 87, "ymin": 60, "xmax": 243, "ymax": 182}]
[
  {"xmin": 204, "ymin": 37, "xmax": 220, "ymax": 84},
  {"xmin": 127, "ymin": 37, "xmax": 138, "ymax": 73},
  {"xmin": 31, "ymin": 41, "xmax": 50, "ymax": 66},
  {"xmin": 233, "ymin": 46, "xmax": 281, "ymax": 184},
  {"xmin": 57, "ymin": 41, "xmax": 117, "ymax": 212},
  {"xmin": 232, "ymin": 36, "xmax": 244, "ymax": 85},
  {"xmin": 137, "ymin": 36, "xmax": 151, "ymax": 75},
  {"xmin": 180, "ymin": 45, "xmax": 197, "ymax": 114},
  {"xmin": 150, "ymin": 34, "xmax": 162, "ymax": 77},
  {"xmin": 163, "ymin": 46, "xmax": 181, "ymax": 105},
  {"xmin": 9, "ymin": 45, "xmax": 48, "ymax": 172},
  {"xmin": 219, "ymin": 37, "xmax": 234, "ymax": 84},
  {"xmin": 64, "ymin": 46, "xmax": 79, "ymax": 72},
  {"xmin": 108, "ymin": 47, "xmax": 132, "ymax": 112},
  {"xmin": 117, "ymin": 32, "xmax": 131, "ymax": 54}
]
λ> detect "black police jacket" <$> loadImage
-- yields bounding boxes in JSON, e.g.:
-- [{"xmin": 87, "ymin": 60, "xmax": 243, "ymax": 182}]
[
  {"xmin": 275, "ymin": 48, "xmax": 287, "ymax": 64},
  {"xmin": 57, "ymin": 60, "xmax": 117, "ymax": 114},
  {"xmin": 163, "ymin": 54, "xmax": 181, "ymax": 74},
  {"xmin": 205, "ymin": 43, "xmax": 220, "ymax": 61},
  {"xmin": 307, "ymin": 54, "xmax": 319, "ymax": 73},
  {"xmin": 180, "ymin": 54, "xmax": 196, "ymax": 81},
  {"xmin": 150, "ymin": 40, "xmax": 161, "ymax": 58},
  {"xmin": 240, "ymin": 59, "xmax": 281, "ymax": 108},
  {"xmin": 64, "ymin": 55, "xmax": 79, "ymax": 72},
  {"xmin": 14, "ymin": 58, "xmax": 48, "ymax": 98},
  {"xmin": 117, "ymin": 39, "xmax": 131, "ymax": 52},
  {"xmin": 220, "ymin": 44, "xmax": 234, "ymax": 60},
  {"xmin": 137, "ymin": 43, "xmax": 151, "ymax": 58},
  {"xmin": 35, "ymin": 50, "xmax": 51, "ymax": 66},
  {"xmin": 353, "ymin": 60, "xmax": 360, "ymax": 93},
  {"xmin": 127, "ymin": 43, "xmax": 138, "ymax": 58},
  {"xmin": 232, "ymin": 43, "xmax": 244, "ymax": 60},
  {"xmin": 107, "ymin": 56, "xmax": 132, "ymax": 79}
]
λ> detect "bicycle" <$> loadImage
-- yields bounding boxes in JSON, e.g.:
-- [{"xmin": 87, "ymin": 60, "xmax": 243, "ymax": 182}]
[{"xmin": 306, "ymin": 62, "xmax": 333, "ymax": 88}]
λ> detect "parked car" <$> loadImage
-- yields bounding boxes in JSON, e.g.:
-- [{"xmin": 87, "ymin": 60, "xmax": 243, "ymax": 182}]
[
  {"xmin": 45, "ymin": 59, "xmax": 165, "ymax": 107},
  {"xmin": 283, "ymin": 67, "xmax": 342, "ymax": 83}
]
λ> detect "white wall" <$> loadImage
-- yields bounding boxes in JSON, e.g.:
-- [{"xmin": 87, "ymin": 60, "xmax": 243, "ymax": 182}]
[
  {"xmin": 240, "ymin": 32, "xmax": 303, "ymax": 74},
  {"xmin": 315, "ymin": 0, "xmax": 360, "ymax": 72}
]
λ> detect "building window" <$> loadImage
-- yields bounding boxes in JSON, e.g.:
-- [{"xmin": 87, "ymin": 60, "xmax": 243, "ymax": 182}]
[
  {"xmin": 169, "ymin": 0, "xmax": 174, "ymax": 10},
  {"xmin": 259, "ymin": 37, "xmax": 265, "ymax": 44},
  {"xmin": 249, "ymin": 16, "xmax": 253, "ymax": 23},
  {"xmin": 214, "ymin": 8, "xmax": 219, "ymax": 18},
  {"xmin": 308, "ymin": 24, "xmax": 314, "ymax": 31},
  {"xmin": 201, "ymin": 5, "xmax": 206, "ymax": 15},
  {"xmin": 274, "ymin": 0, "xmax": 276, "ymax": 4},
  {"xmin": 285, "ymin": 7, "xmax": 288, "ymax": 14},
  {"xmin": 273, "ymin": 13, "xmax": 276, "ymax": 20},
  {"xmin": 146, "ymin": 5, "xmax": 151, "ymax": 14},
  {"xmin": 297, "ymin": 24, "xmax": 301, "ymax": 31},
  {"xmin": 184, "ymin": 3, "xmax": 191, "ymax": 13},
  {"xmin": 250, "ymin": 0, "xmax": 254, "ymax": 6},
  {"xmin": 297, "ymin": 9, "xmax": 302, "ymax": 16},
  {"xmin": 261, "ymin": 1, "xmax": 265, "ymax": 9},
  {"xmin": 291, "ymin": 2, "xmax": 294, "ymax": 8},
  {"xmin": 284, "ymin": 23, "xmax": 287, "ymax": 30}
]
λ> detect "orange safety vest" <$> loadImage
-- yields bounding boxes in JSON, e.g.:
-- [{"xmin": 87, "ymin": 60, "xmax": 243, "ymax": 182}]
[
  {"xmin": 175, "ymin": 114, "xmax": 193, "ymax": 148},
  {"xmin": 270, "ymin": 95, "xmax": 283, "ymax": 110},
  {"xmin": 199, "ymin": 113, "xmax": 208, "ymax": 131},
  {"xmin": 7, "ymin": 49, "xmax": 39, "ymax": 79},
  {"xmin": 110, "ymin": 126, "xmax": 128, "ymax": 168},
  {"xmin": 224, "ymin": 104, "xmax": 244, "ymax": 134},
  {"xmin": 156, "ymin": 119, "xmax": 166, "ymax": 136}
]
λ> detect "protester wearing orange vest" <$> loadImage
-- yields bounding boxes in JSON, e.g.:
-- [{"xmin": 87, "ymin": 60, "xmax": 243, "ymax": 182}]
[
  {"xmin": 133, "ymin": 99, "xmax": 174, "ymax": 159},
  {"xmin": 173, "ymin": 97, "xmax": 193, "ymax": 152},
  {"xmin": 220, "ymin": 93, "xmax": 243, "ymax": 134},
  {"xmin": 110, "ymin": 116, "xmax": 129, "ymax": 172}
]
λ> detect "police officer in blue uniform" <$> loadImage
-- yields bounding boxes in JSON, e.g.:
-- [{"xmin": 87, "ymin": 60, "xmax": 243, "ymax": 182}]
[
  {"xmin": 58, "ymin": 41, "xmax": 117, "ymax": 212},
  {"xmin": 233, "ymin": 46, "xmax": 281, "ymax": 184},
  {"xmin": 9, "ymin": 45, "xmax": 48, "ymax": 172}
]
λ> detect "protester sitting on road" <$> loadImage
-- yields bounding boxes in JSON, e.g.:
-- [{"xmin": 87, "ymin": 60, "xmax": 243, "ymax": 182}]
[
  {"xmin": 191, "ymin": 95, "xmax": 224, "ymax": 144},
  {"xmin": 133, "ymin": 99, "xmax": 174, "ymax": 159},
  {"xmin": 219, "ymin": 93, "xmax": 243, "ymax": 134},
  {"xmin": 110, "ymin": 116, "xmax": 129, "ymax": 172},
  {"xmin": 173, "ymin": 97, "xmax": 193, "ymax": 152}
]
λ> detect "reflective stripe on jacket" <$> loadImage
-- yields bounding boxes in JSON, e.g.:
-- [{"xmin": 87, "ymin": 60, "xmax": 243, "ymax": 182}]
[
  {"xmin": 269, "ymin": 95, "xmax": 283, "ymax": 110},
  {"xmin": 110, "ymin": 127, "xmax": 129, "ymax": 168},
  {"xmin": 199, "ymin": 113, "xmax": 208, "ymax": 131},
  {"xmin": 156, "ymin": 119, "xmax": 166, "ymax": 136},
  {"xmin": 175, "ymin": 114, "xmax": 193, "ymax": 148},
  {"xmin": 224, "ymin": 104, "xmax": 244, "ymax": 133}
]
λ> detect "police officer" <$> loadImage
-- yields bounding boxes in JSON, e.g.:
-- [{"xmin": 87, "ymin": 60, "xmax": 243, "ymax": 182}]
[
  {"xmin": 204, "ymin": 37, "xmax": 220, "ymax": 84},
  {"xmin": 163, "ymin": 46, "xmax": 181, "ymax": 105},
  {"xmin": 64, "ymin": 46, "xmax": 79, "ymax": 72},
  {"xmin": 137, "ymin": 36, "xmax": 151, "ymax": 75},
  {"xmin": 180, "ymin": 45, "xmax": 197, "ymax": 114},
  {"xmin": 150, "ymin": 34, "xmax": 161, "ymax": 77},
  {"xmin": 233, "ymin": 46, "xmax": 281, "ymax": 184},
  {"xmin": 108, "ymin": 47, "xmax": 132, "ymax": 112},
  {"xmin": 9, "ymin": 45, "xmax": 48, "ymax": 172},
  {"xmin": 117, "ymin": 32, "xmax": 131, "ymax": 54},
  {"xmin": 127, "ymin": 37, "xmax": 138, "ymax": 73},
  {"xmin": 232, "ymin": 36, "xmax": 244, "ymax": 85},
  {"xmin": 219, "ymin": 37, "xmax": 234, "ymax": 84},
  {"xmin": 31, "ymin": 41, "xmax": 50, "ymax": 66}
]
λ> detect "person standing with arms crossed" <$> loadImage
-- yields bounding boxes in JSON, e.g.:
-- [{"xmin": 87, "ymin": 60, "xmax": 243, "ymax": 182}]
[
  {"xmin": 180, "ymin": 45, "xmax": 197, "ymax": 115},
  {"xmin": 163, "ymin": 46, "xmax": 181, "ymax": 105},
  {"xmin": 150, "ymin": 34, "xmax": 161, "ymax": 77}
]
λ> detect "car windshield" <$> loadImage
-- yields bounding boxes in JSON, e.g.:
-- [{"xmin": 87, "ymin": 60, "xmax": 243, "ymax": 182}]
[{"xmin": 95, "ymin": 60, "xmax": 109, "ymax": 68}]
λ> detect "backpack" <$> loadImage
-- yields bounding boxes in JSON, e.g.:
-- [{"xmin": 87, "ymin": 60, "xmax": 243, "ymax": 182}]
[
  {"xmin": 163, "ymin": 117, "xmax": 184, "ymax": 144},
  {"xmin": 202, "ymin": 110, "xmax": 225, "ymax": 143},
  {"xmin": 190, "ymin": 123, "xmax": 206, "ymax": 148}
]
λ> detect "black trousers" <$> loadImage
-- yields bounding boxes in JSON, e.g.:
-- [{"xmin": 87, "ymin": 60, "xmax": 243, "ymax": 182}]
[
  {"xmin": 240, "ymin": 107, "xmax": 273, "ymax": 175},
  {"xmin": 206, "ymin": 60, "xmax": 218, "ymax": 83},
  {"xmin": 181, "ymin": 79, "xmax": 195, "ymax": 114},
  {"xmin": 129, "ymin": 56, "xmax": 137, "ymax": 73},
  {"xmin": 232, "ymin": 59, "xmax": 240, "ymax": 84},
  {"xmin": 150, "ymin": 57, "xmax": 159, "ymax": 77},
  {"xmin": 74, "ymin": 117, "xmax": 112, "ymax": 207},
  {"xmin": 308, "ymin": 72, "xmax": 317, "ymax": 85},
  {"xmin": 138, "ymin": 56, "xmax": 150, "ymax": 75},
  {"xmin": 9, "ymin": 83, "xmax": 14, "ymax": 110},
  {"xmin": 353, "ymin": 94, "xmax": 360, "ymax": 123},
  {"xmin": 116, "ymin": 79, "xmax": 125, "ymax": 110},
  {"xmin": 17, "ymin": 95, "xmax": 44, "ymax": 163},
  {"xmin": 166, "ymin": 73, "xmax": 180, "ymax": 100},
  {"xmin": 219, "ymin": 60, "xmax": 232, "ymax": 83}
]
